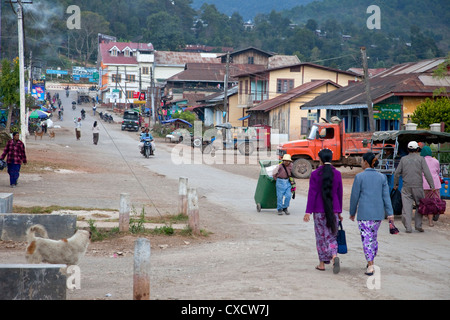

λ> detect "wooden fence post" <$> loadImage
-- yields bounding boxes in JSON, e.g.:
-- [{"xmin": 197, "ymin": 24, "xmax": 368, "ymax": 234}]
[
  {"xmin": 119, "ymin": 193, "xmax": 130, "ymax": 232},
  {"xmin": 187, "ymin": 187, "xmax": 200, "ymax": 235},
  {"xmin": 133, "ymin": 238, "xmax": 151, "ymax": 300}
]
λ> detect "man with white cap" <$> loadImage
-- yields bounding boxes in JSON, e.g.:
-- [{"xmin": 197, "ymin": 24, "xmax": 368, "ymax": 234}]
[{"xmin": 394, "ymin": 141, "xmax": 435, "ymax": 232}]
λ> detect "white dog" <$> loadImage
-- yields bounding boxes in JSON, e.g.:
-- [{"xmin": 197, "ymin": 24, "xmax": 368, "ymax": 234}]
[{"xmin": 25, "ymin": 224, "xmax": 91, "ymax": 265}]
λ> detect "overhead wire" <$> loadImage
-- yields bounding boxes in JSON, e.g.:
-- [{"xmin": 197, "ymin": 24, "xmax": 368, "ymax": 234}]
[{"xmin": 92, "ymin": 114, "xmax": 164, "ymax": 218}]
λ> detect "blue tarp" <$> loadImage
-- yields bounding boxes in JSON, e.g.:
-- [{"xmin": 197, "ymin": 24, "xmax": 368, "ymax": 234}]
[
  {"xmin": 238, "ymin": 115, "xmax": 250, "ymax": 121},
  {"xmin": 161, "ymin": 119, "xmax": 193, "ymax": 127}
]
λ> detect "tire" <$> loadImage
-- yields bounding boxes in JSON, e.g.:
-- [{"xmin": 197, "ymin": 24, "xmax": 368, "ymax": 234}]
[
  {"xmin": 193, "ymin": 138, "xmax": 202, "ymax": 148},
  {"xmin": 238, "ymin": 142, "xmax": 255, "ymax": 156},
  {"xmin": 292, "ymin": 158, "xmax": 313, "ymax": 179},
  {"xmin": 144, "ymin": 146, "xmax": 150, "ymax": 158}
]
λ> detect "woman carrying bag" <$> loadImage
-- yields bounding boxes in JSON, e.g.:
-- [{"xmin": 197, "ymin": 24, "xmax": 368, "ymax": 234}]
[
  {"xmin": 420, "ymin": 146, "xmax": 443, "ymax": 226},
  {"xmin": 304, "ymin": 149, "xmax": 343, "ymax": 274},
  {"xmin": 349, "ymin": 152, "xmax": 395, "ymax": 276}
]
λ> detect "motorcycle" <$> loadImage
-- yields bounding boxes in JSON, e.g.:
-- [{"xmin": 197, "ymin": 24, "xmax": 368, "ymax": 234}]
[
  {"xmin": 81, "ymin": 109, "xmax": 86, "ymax": 120},
  {"xmin": 72, "ymin": 101, "xmax": 76, "ymax": 110},
  {"xmin": 141, "ymin": 137, "xmax": 154, "ymax": 158},
  {"xmin": 66, "ymin": 90, "xmax": 69, "ymax": 98},
  {"xmin": 99, "ymin": 111, "xmax": 103, "ymax": 120}
]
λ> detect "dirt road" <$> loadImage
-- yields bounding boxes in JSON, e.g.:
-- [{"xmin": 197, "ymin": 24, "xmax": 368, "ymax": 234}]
[{"xmin": 1, "ymin": 102, "xmax": 449, "ymax": 301}]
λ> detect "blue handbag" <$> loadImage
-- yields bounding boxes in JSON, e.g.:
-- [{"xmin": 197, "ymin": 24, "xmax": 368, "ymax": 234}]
[{"xmin": 336, "ymin": 221, "xmax": 347, "ymax": 254}]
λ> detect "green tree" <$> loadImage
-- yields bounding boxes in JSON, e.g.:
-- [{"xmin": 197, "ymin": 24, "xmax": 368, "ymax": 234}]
[
  {"xmin": 145, "ymin": 12, "xmax": 184, "ymax": 51},
  {"xmin": 0, "ymin": 58, "xmax": 20, "ymax": 133},
  {"xmin": 411, "ymin": 98, "xmax": 450, "ymax": 132}
]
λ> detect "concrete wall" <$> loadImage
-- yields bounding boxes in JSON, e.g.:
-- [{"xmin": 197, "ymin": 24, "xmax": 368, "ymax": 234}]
[
  {"xmin": 0, "ymin": 193, "xmax": 13, "ymax": 213},
  {"xmin": 0, "ymin": 264, "xmax": 66, "ymax": 300},
  {"xmin": 0, "ymin": 214, "xmax": 77, "ymax": 241}
]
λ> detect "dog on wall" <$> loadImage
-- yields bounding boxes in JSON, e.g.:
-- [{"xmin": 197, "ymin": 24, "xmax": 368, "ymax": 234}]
[{"xmin": 25, "ymin": 224, "xmax": 91, "ymax": 265}]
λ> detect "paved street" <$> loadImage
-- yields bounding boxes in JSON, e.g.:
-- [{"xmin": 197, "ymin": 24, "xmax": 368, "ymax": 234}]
[{"xmin": 1, "ymin": 89, "xmax": 449, "ymax": 300}]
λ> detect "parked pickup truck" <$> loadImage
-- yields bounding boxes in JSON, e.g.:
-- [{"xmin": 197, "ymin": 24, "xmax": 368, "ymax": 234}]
[{"xmin": 276, "ymin": 120, "xmax": 373, "ymax": 178}]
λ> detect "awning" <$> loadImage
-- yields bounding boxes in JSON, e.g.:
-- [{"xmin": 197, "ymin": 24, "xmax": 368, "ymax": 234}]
[
  {"xmin": 301, "ymin": 104, "xmax": 368, "ymax": 110},
  {"xmin": 238, "ymin": 115, "xmax": 250, "ymax": 121},
  {"xmin": 184, "ymin": 104, "xmax": 207, "ymax": 111},
  {"xmin": 161, "ymin": 119, "xmax": 193, "ymax": 127}
]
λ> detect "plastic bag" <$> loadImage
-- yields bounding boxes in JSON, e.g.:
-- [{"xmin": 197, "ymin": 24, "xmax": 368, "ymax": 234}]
[{"xmin": 390, "ymin": 188, "xmax": 402, "ymax": 215}]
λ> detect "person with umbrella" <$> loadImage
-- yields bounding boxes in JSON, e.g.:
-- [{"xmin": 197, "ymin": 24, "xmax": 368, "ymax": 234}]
[{"xmin": 0, "ymin": 132, "xmax": 27, "ymax": 188}]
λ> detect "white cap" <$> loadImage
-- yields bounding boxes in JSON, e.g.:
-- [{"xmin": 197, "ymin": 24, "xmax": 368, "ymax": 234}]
[{"xmin": 407, "ymin": 141, "xmax": 419, "ymax": 149}]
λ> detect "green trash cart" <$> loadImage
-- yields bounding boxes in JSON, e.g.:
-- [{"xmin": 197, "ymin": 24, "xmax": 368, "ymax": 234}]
[{"xmin": 254, "ymin": 160, "xmax": 280, "ymax": 212}]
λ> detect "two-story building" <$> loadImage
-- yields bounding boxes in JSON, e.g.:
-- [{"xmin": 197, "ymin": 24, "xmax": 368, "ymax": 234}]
[
  {"xmin": 98, "ymin": 42, "xmax": 155, "ymax": 107},
  {"xmin": 234, "ymin": 63, "xmax": 360, "ymax": 141}
]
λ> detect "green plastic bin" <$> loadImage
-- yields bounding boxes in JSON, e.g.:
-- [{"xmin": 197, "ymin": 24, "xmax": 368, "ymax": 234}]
[{"xmin": 254, "ymin": 160, "xmax": 280, "ymax": 212}]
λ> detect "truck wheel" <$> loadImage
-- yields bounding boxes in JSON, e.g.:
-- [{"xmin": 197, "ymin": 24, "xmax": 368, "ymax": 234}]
[
  {"xmin": 292, "ymin": 159, "xmax": 312, "ymax": 179},
  {"xmin": 238, "ymin": 142, "xmax": 254, "ymax": 156},
  {"xmin": 193, "ymin": 138, "xmax": 202, "ymax": 148}
]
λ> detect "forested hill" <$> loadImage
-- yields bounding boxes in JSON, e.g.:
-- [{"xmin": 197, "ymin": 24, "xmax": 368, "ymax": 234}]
[
  {"xmin": 191, "ymin": 0, "xmax": 313, "ymax": 20},
  {"xmin": 0, "ymin": 0, "xmax": 448, "ymax": 71}
]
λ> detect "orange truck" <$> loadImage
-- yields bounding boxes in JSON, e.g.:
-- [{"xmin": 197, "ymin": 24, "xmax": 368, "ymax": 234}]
[{"xmin": 276, "ymin": 120, "xmax": 373, "ymax": 178}]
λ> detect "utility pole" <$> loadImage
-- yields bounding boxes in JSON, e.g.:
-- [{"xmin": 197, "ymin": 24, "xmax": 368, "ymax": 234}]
[
  {"xmin": 26, "ymin": 50, "xmax": 32, "ymax": 135},
  {"xmin": 223, "ymin": 52, "xmax": 230, "ymax": 123},
  {"xmin": 361, "ymin": 47, "xmax": 375, "ymax": 132},
  {"xmin": 150, "ymin": 67, "xmax": 155, "ymax": 126},
  {"xmin": 17, "ymin": 1, "xmax": 27, "ymax": 142}
]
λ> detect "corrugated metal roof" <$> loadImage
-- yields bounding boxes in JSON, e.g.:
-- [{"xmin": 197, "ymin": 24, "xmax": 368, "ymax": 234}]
[
  {"xmin": 155, "ymin": 51, "xmax": 220, "ymax": 65},
  {"xmin": 301, "ymin": 58, "xmax": 450, "ymax": 110}
]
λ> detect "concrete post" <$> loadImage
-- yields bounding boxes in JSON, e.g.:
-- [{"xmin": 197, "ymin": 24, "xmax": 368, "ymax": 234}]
[
  {"xmin": 119, "ymin": 193, "xmax": 130, "ymax": 232},
  {"xmin": 178, "ymin": 177, "xmax": 188, "ymax": 215},
  {"xmin": 133, "ymin": 238, "xmax": 150, "ymax": 300},
  {"xmin": 187, "ymin": 187, "xmax": 200, "ymax": 235},
  {"xmin": 0, "ymin": 193, "xmax": 13, "ymax": 213}
]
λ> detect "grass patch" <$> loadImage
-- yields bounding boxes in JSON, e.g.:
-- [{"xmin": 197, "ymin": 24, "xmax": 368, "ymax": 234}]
[{"xmin": 12, "ymin": 205, "xmax": 115, "ymax": 214}]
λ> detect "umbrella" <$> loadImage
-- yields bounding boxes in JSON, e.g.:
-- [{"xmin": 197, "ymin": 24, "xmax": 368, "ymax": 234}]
[
  {"xmin": 29, "ymin": 109, "xmax": 50, "ymax": 119},
  {"xmin": 40, "ymin": 106, "xmax": 49, "ymax": 112}
]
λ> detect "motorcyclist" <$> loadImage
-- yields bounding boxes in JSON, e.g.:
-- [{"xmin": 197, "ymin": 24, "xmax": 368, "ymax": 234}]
[
  {"xmin": 81, "ymin": 108, "xmax": 86, "ymax": 119},
  {"xmin": 139, "ymin": 127, "xmax": 155, "ymax": 155}
]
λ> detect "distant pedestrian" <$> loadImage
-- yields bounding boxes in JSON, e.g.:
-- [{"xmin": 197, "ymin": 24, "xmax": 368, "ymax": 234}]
[
  {"xmin": 74, "ymin": 117, "xmax": 82, "ymax": 140},
  {"xmin": 304, "ymin": 149, "xmax": 343, "ymax": 273},
  {"xmin": 420, "ymin": 146, "xmax": 442, "ymax": 226},
  {"xmin": 92, "ymin": 121, "xmax": 99, "ymax": 145},
  {"xmin": 349, "ymin": 152, "xmax": 395, "ymax": 276},
  {"xmin": 272, "ymin": 154, "xmax": 294, "ymax": 215},
  {"xmin": 394, "ymin": 141, "xmax": 434, "ymax": 232},
  {"xmin": 0, "ymin": 132, "xmax": 27, "ymax": 188}
]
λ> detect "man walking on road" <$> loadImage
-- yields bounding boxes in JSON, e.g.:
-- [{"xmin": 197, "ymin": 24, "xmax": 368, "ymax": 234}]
[
  {"xmin": 0, "ymin": 132, "xmax": 27, "ymax": 188},
  {"xmin": 394, "ymin": 141, "xmax": 434, "ymax": 233}
]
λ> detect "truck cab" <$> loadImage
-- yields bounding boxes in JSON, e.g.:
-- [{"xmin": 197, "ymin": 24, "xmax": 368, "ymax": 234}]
[
  {"xmin": 277, "ymin": 119, "xmax": 372, "ymax": 178},
  {"xmin": 121, "ymin": 110, "xmax": 141, "ymax": 132}
]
